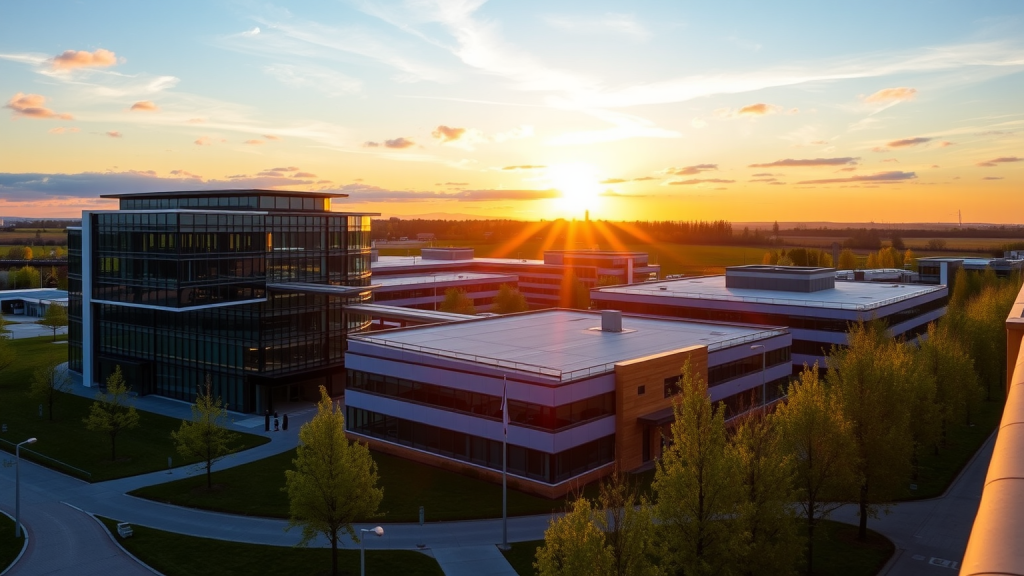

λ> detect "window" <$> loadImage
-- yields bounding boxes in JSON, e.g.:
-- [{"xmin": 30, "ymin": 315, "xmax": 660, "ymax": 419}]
[{"xmin": 637, "ymin": 385, "xmax": 646, "ymax": 396}]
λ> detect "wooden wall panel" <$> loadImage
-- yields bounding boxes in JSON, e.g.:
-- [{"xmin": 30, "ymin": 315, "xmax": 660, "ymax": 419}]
[{"xmin": 614, "ymin": 345, "xmax": 708, "ymax": 472}]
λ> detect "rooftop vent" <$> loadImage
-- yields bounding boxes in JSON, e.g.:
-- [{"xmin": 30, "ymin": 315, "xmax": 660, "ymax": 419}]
[
  {"xmin": 725, "ymin": 265, "xmax": 836, "ymax": 293},
  {"xmin": 601, "ymin": 310, "xmax": 623, "ymax": 333}
]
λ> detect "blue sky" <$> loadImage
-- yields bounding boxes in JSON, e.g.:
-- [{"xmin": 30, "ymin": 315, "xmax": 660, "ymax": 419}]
[{"xmin": 1, "ymin": 1, "xmax": 1022, "ymax": 222}]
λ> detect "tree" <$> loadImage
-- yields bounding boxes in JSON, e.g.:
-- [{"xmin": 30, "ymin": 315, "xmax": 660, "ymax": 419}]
[
  {"xmin": 774, "ymin": 364, "xmax": 857, "ymax": 574},
  {"xmin": 38, "ymin": 302, "xmax": 68, "ymax": 341},
  {"xmin": 561, "ymin": 272, "xmax": 591, "ymax": 309},
  {"xmin": 827, "ymin": 321, "xmax": 915, "ymax": 540},
  {"xmin": 890, "ymin": 235, "xmax": 905, "ymax": 251},
  {"xmin": 903, "ymin": 249, "xmax": 916, "ymax": 270},
  {"xmin": 818, "ymin": 251, "xmax": 833, "ymax": 268},
  {"xmin": 0, "ymin": 316, "xmax": 13, "ymax": 378},
  {"xmin": 654, "ymin": 359, "xmax": 741, "ymax": 575},
  {"xmin": 7, "ymin": 246, "xmax": 32, "ymax": 260},
  {"xmin": 921, "ymin": 322, "xmax": 980, "ymax": 430},
  {"xmin": 30, "ymin": 356, "xmax": 72, "ymax": 421},
  {"xmin": 865, "ymin": 252, "xmax": 879, "ymax": 269},
  {"xmin": 84, "ymin": 365, "xmax": 141, "ymax": 461},
  {"xmin": 536, "ymin": 497, "xmax": 614, "ymax": 576},
  {"xmin": 172, "ymin": 376, "xmax": 240, "ymax": 489},
  {"xmin": 493, "ymin": 283, "xmax": 529, "ymax": 314},
  {"xmin": 777, "ymin": 255, "xmax": 794, "ymax": 267},
  {"xmin": 837, "ymin": 249, "xmax": 857, "ymax": 270},
  {"xmin": 762, "ymin": 251, "xmax": 779, "ymax": 265},
  {"xmin": 597, "ymin": 470, "xmax": 660, "ymax": 576},
  {"xmin": 730, "ymin": 415, "xmax": 803, "ymax": 576},
  {"xmin": 439, "ymin": 287, "xmax": 476, "ymax": 315},
  {"xmin": 286, "ymin": 386, "xmax": 383, "ymax": 576}
]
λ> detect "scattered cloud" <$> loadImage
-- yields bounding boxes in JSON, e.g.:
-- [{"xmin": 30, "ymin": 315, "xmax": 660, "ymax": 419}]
[
  {"xmin": 668, "ymin": 178, "xmax": 735, "ymax": 185},
  {"xmin": 750, "ymin": 172, "xmax": 775, "ymax": 177},
  {"xmin": 242, "ymin": 27, "xmax": 260, "ymax": 37},
  {"xmin": 106, "ymin": 131, "xmax": 122, "ymax": 138},
  {"xmin": 663, "ymin": 164, "xmax": 717, "ymax": 176},
  {"xmin": 749, "ymin": 178, "xmax": 777, "ymax": 183},
  {"xmin": 363, "ymin": 141, "xmax": 379, "ymax": 148},
  {"xmin": 887, "ymin": 137, "xmax": 932, "ymax": 148},
  {"xmin": 838, "ymin": 167, "xmax": 857, "ymax": 172},
  {"xmin": 5, "ymin": 93, "xmax": 73, "ymax": 120},
  {"xmin": 432, "ymin": 125, "xmax": 467, "ymax": 143},
  {"xmin": 51, "ymin": 48, "xmax": 117, "ymax": 70},
  {"xmin": 444, "ymin": 182, "xmax": 469, "ymax": 186},
  {"xmin": 270, "ymin": 166, "xmax": 300, "ymax": 172},
  {"xmin": 797, "ymin": 171, "xmax": 916, "ymax": 185},
  {"xmin": 632, "ymin": 176, "xmax": 657, "ymax": 181},
  {"xmin": 938, "ymin": 141, "xmax": 954, "ymax": 147},
  {"xmin": 386, "ymin": 137, "xmax": 415, "ymax": 149},
  {"xmin": 130, "ymin": 100, "xmax": 159, "ymax": 112},
  {"xmin": 881, "ymin": 158, "xmax": 900, "ymax": 163},
  {"xmin": 187, "ymin": 118, "xmax": 205, "ymax": 124},
  {"xmin": 976, "ymin": 156, "xmax": 1022, "ymax": 167},
  {"xmin": 502, "ymin": 165, "xmax": 546, "ymax": 171},
  {"xmin": 738, "ymin": 103, "xmax": 782, "ymax": 116},
  {"xmin": 170, "ymin": 169, "xmax": 202, "ymax": 179},
  {"xmin": 749, "ymin": 157, "xmax": 857, "ymax": 167},
  {"xmin": 48, "ymin": 126, "xmax": 79, "ymax": 134},
  {"xmin": 863, "ymin": 87, "xmax": 917, "ymax": 103},
  {"xmin": 244, "ymin": 139, "xmax": 264, "ymax": 145},
  {"xmin": 194, "ymin": 136, "xmax": 213, "ymax": 146},
  {"xmin": 293, "ymin": 172, "xmax": 317, "ymax": 178},
  {"xmin": 983, "ymin": 176, "xmax": 1004, "ymax": 180},
  {"xmin": 263, "ymin": 134, "xmax": 281, "ymax": 141},
  {"xmin": 601, "ymin": 178, "xmax": 627, "ymax": 184}
]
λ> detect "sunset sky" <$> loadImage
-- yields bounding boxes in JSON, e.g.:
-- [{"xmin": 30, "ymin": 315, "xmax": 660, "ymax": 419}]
[{"xmin": 1, "ymin": 1, "xmax": 1022, "ymax": 223}]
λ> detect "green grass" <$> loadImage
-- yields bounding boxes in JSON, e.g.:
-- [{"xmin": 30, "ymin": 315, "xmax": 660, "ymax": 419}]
[
  {"xmin": 905, "ymin": 397, "xmax": 1004, "ymax": 499},
  {"xmin": 132, "ymin": 446, "xmax": 656, "ymax": 522},
  {"xmin": 96, "ymin": 516, "xmax": 442, "ymax": 576},
  {"xmin": 0, "ymin": 514, "xmax": 25, "ymax": 575},
  {"xmin": 501, "ymin": 520, "xmax": 893, "ymax": 576},
  {"xmin": 0, "ymin": 336, "xmax": 269, "ymax": 482}
]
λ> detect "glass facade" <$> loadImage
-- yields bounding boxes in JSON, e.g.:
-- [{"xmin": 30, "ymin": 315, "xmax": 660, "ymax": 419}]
[{"xmin": 69, "ymin": 191, "xmax": 374, "ymax": 413}]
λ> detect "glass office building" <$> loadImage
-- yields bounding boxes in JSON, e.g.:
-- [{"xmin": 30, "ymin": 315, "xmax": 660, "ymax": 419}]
[{"xmin": 68, "ymin": 190, "xmax": 375, "ymax": 413}]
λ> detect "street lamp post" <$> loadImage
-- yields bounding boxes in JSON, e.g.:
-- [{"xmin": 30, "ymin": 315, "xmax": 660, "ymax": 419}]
[
  {"xmin": 15, "ymin": 437, "xmax": 37, "ymax": 538},
  {"xmin": 750, "ymin": 345, "xmax": 766, "ymax": 415},
  {"xmin": 360, "ymin": 526, "xmax": 384, "ymax": 576}
]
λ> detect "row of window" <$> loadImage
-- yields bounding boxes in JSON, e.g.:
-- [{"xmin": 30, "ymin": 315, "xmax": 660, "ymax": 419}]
[
  {"xmin": 119, "ymin": 194, "xmax": 332, "ymax": 212},
  {"xmin": 346, "ymin": 407, "xmax": 615, "ymax": 484},
  {"xmin": 706, "ymin": 347, "xmax": 791, "ymax": 387},
  {"xmin": 374, "ymin": 282, "xmax": 510, "ymax": 302},
  {"xmin": 347, "ymin": 370, "xmax": 615, "ymax": 431}
]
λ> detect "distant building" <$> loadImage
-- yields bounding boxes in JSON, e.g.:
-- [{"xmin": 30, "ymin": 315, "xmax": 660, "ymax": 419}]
[
  {"xmin": 917, "ymin": 256, "xmax": 1024, "ymax": 285},
  {"xmin": 68, "ymin": 190, "xmax": 376, "ymax": 413},
  {"xmin": 372, "ymin": 248, "xmax": 660, "ymax": 308},
  {"xmin": 0, "ymin": 288, "xmax": 67, "ymax": 317},
  {"xmin": 372, "ymin": 272, "xmax": 518, "ymax": 314},
  {"xmin": 345, "ymin": 309, "xmax": 790, "ymax": 496},
  {"xmin": 591, "ymin": 265, "xmax": 948, "ymax": 371}
]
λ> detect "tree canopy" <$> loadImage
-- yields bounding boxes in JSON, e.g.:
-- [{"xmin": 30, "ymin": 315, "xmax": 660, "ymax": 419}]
[
  {"xmin": 172, "ymin": 376, "xmax": 240, "ymax": 489},
  {"xmin": 84, "ymin": 366, "xmax": 141, "ymax": 461}
]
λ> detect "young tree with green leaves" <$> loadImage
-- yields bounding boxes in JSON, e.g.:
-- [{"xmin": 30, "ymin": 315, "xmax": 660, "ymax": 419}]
[
  {"xmin": 285, "ymin": 386, "xmax": 383, "ymax": 576},
  {"xmin": 30, "ymin": 356, "xmax": 72, "ymax": 421},
  {"xmin": 84, "ymin": 365, "xmax": 141, "ymax": 461},
  {"xmin": 535, "ymin": 497, "xmax": 614, "ymax": 576},
  {"xmin": 654, "ymin": 359, "xmax": 742, "ymax": 575},
  {"xmin": 730, "ymin": 415, "xmax": 803, "ymax": 576},
  {"xmin": 492, "ymin": 283, "xmax": 529, "ymax": 314},
  {"xmin": 774, "ymin": 364, "xmax": 857, "ymax": 573},
  {"xmin": 827, "ymin": 321, "xmax": 915, "ymax": 540},
  {"xmin": 837, "ymin": 249, "xmax": 857, "ymax": 270},
  {"xmin": 172, "ymin": 376, "xmax": 240, "ymax": 489},
  {"xmin": 439, "ymin": 287, "xmax": 476, "ymax": 315},
  {"xmin": 919, "ymin": 322, "xmax": 980, "ymax": 430},
  {"xmin": 39, "ymin": 302, "xmax": 68, "ymax": 341},
  {"xmin": 597, "ymin": 470, "xmax": 660, "ymax": 576}
]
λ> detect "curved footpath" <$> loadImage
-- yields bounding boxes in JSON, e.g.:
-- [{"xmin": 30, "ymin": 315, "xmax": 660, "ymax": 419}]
[{"xmin": 0, "ymin": 385, "xmax": 992, "ymax": 575}]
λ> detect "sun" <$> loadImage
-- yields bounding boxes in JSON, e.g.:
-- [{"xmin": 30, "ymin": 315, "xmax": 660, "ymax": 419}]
[{"xmin": 545, "ymin": 163, "xmax": 602, "ymax": 216}]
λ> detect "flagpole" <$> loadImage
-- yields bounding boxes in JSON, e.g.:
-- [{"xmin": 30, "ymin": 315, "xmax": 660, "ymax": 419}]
[{"xmin": 502, "ymin": 374, "xmax": 509, "ymax": 551}]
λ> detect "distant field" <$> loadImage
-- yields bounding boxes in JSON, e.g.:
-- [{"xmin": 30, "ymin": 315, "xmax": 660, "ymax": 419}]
[{"xmin": 779, "ymin": 235, "xmax": 1010, "ymax": 252}]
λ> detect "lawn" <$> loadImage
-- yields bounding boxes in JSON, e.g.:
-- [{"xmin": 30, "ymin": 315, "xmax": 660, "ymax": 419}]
[
  {"xmin": 501, "ymin": 520, "xmax": 893, "ymax": 576},
  {"xmin": 96, "ymin": 516, "xmax": 443, "ymax": 576},
  {"xmin": 905, "ymin": 397, "xmax": 1003, "ymax": 499},
  {"xmin": 131, "ymin": 446, "xmax": 656, "ymax": 522},
  {"xmin": 0, "ymin": 514, "xmax": 25, "ymax": 574},
  {"xmin": 0, "ymin": 335, "xmax": 269, "ymax": 482}
]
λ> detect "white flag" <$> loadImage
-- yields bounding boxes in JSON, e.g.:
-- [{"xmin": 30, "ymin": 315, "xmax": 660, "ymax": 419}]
[{"xmin": 501, "ymin": 375, "xmax": 508, "ymax": 437}]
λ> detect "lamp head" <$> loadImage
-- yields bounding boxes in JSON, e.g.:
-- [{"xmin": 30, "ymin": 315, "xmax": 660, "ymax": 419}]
[
  {"xmin": 26, "ymin": 438, "xmax": 37, "ymax": 444},
  {"xmin": 373, "ymin": 526, "xmax": 384, "ymax": 537}
]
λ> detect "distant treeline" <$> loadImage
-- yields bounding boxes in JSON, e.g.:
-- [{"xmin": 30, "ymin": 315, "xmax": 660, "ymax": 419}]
[
  {"xmin": 782, "ymin": 226, "xmax": 1024, "ymax": 240},
  {"xmin": 2, "ymin": 219, "xmax": 80, "ymax": 230},
  {"xmin": 372, "ymin": 218, "xmax": 766, "ymax": 246}
]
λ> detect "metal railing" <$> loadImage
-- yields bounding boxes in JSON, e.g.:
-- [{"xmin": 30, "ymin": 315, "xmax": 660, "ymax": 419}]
[{"xmin": 961, "ymin": 282, "xmax": 1024, "ymax": 575}]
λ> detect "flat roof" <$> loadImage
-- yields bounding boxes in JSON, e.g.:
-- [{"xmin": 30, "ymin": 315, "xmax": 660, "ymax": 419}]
[
  {"xmin": 0, "ymin": 288, "xmax": 68, "ymax": 303},
  {"xmin": 350, "ymin": 309, "xmax": 787, "ymax": 382},
  {"xmin": 595, "ymin": 275, "xmax": 945, "ymax": 311},
  {"xmin": 100, "ymin": 189, "xmax": 348, "ymax": 199},
  {"xmin": 374, "ymin": 272, "xmax": 517, "ymax": 287},
  {"xmin": 372, "ymin": 256, "xmax": 546, "ymax": 269}
]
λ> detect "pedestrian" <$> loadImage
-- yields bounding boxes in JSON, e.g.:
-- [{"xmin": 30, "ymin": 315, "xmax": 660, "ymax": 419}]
[
  {"xmin": 282, "ymin": 413, "xmax": 289, "ymax": 431},
  {"xmin": 274, "ymin": 417, "xmax": 280, "ymax": 432}
]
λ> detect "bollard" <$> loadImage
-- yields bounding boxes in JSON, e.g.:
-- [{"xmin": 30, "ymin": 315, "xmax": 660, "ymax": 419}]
[
  {"xmin": 282, "ymin": 413, "xmax": 288, "ymax": 431},
  {"xmin": 264, "ymin": 411, "xmax": 270, "ymax": 432}
]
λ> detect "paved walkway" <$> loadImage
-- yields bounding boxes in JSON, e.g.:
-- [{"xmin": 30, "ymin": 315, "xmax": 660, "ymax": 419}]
[{"xmin": 2, "ymin": 379, "xmax": 995, "ymax": 575}]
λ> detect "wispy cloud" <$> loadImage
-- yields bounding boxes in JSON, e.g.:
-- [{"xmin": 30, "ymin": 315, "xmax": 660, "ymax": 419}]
[
  {"xmin": 663, "ymin": 164, "xmax": 718, "ymax": 176},
  {"xmin": 749, "ymin": 157, "xmax": 858, "ymax": 167},
  {"xmin": 976, "ymin": 156, "xmax": 1022, "ymax": 167},
  {"xmin": 887, "ymin": 137, "xmax": 932, "ymax": 147},
  {"xmin": 433, "ymin": 125, "xmax": 466, "ymax": 143},
  {"xmin": 668, "ymin": 178, "xmax": 735, "ymax": 185},
  {"xmin": 863, "ymin": 87, "xmax": 917, "ymax": 103},
  {"xmin": 5, "ymin": 93, "xmax": 73, "ymax": 120},
  {"xmin": 502, "ymin": 165, "xmax": 546, "ymax": 171},
  {"xmin": 263, "ymin": 63, "xmax": 362, "ymax": 96},
  {"xmin": 542, "ymin": 12, "xmax": 649, "ymax": 39},
  {"xmin": 797, "ymin": 171, "xmax": 916, "ymax": 185},
  {"xmin": 106, "ymin": 131, "xmax": 122, "ymax": 138},
  {"xmin": 48, "ymin": 126, "xmax": 79, "ymax": 134}
]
